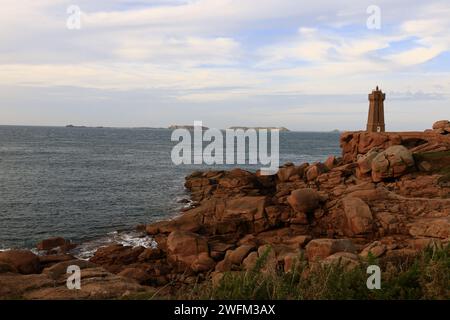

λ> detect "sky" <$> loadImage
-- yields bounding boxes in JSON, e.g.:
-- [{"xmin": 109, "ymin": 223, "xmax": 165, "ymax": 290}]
[{"xmin": 0, "ymin": 0, "xmax": 449, "ymax": 131}]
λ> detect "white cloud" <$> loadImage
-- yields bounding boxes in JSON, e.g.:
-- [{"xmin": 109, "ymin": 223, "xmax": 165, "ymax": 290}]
[{"xmin": 0, "ymin": 0, "xmax": 450, "ymax": 128}]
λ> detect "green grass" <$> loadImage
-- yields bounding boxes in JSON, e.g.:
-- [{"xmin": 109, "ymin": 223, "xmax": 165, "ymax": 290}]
[{"xmin": 175, "ymin": 245, "xmax": 450, "ymax": 300}]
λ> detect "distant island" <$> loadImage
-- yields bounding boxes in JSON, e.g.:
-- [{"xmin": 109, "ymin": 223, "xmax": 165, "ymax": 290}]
[
  {"xmin": 228, "ymin": 126, "xmax": 290, "ymax": 132},
  {"xmin": 168, "ymin": 125, "xmax": 209, "ymax": 130},
  {"xmin": 66, "ymin": 125, "xmax": 104, "ymax": 128},
  {"xmin": 168, "ymin": 125, "xmax": 290, "ymax": 132}
]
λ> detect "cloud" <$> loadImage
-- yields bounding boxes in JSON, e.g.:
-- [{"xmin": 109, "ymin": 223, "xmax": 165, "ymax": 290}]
[{"xmin": 0, "ymin": 0, "xmax": 450, "ymax": 128}]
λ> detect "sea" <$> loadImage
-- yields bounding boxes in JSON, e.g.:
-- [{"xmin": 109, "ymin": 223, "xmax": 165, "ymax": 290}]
[{"xmin": 0, "ymin": 126, "xmax": 340, "ymax": 257}]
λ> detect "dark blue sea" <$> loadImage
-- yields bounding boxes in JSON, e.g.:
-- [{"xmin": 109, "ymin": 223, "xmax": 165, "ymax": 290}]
[{"xmin": 0, "ymin": 126, "xmax": 340, "ymax": 255}]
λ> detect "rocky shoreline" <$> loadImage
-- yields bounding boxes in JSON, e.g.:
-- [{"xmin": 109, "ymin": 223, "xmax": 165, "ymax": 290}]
[{"xmin": 1, "ymin": 120, "xmax": 450, "ymax": 299}]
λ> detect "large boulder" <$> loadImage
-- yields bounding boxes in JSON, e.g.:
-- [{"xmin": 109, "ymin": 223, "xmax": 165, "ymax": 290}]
[
  {"xmin": 305, "ymin": 239, "xmax": 356, "ymax": 261},
  {"xmin": 167, "ymin": 231, "xmax": 209, "ymax": 269},
  {"xmin": 90, "ymin": 245, "xmax": 145, "ymax": 270},
  {"xmin": 287, "ymin": 188, "xmax": 321, "ymax": 214},
  {"xmin": 36, "ymin": 237, "xmax": 67, "ymax": 251},
  {"xmin": 0, "ymin": 250, "xmax": 41, "ymax": 274},
  {"xmin": 357, "ymin": 148, "xmax": 381, "ymax": 174},
  {"xmin": 305, "ymin": 163, "xmax": 326, "ymax": 181},
  {"xmin": 220, "ymin": 196, "xmax": 267, "ymax": 222},
  {"xmin": 224, "ymin": 245, "xmax": 255, "ymax": 265},
  {"xmin": 371, "ymin": 145, "xmax": 415, "ymax": 182},
  {"xmin": 324, "ymin": 156, "xmax": 338, "ymax": 170},
  {"xmin": 215, "ymin": 196, "xmax": 269, "ymax": 233},
  {"xmin": 191, "ymin": 252, "xmax": 216, "ymax": 273},
  {"xmin": 242, "ymin": 251, "xmax": 259, "ymax": 271},
  {"xmin": 322, "ymin": 252, "xmax": 360, "ymax": 270},
  {"xmin": 277, "ymin": 164, "xmax": 306, "ymax": 182},
  {"xmin": 341, "ymin": 197, "xmax": 374, "ymax": 236},
  {"xmin": 432, "ymin": 120, "xmax": 450, "ymax": 130}
]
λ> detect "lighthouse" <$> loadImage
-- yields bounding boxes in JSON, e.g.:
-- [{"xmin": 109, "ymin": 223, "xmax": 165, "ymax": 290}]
[{"xmin": 367, "ymin": 86, "xmax": 385, "ymax": 132}]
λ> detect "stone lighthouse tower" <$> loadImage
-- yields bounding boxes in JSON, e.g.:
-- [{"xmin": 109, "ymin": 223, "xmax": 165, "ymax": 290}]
[{"xmin": 367, "ymin": 86, "xmax": 385, "ymax": 132}]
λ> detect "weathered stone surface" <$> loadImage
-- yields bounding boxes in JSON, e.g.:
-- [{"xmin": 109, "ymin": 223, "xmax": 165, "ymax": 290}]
[
  {"xmin": 306, "ymin": 163, "xmax": 326, "ymax": 181},
  {"xmin": 90, "ymin": 245, "xmax": 145, "ymax": 270},
  {"xmin": 42, "ymin": 259, "xmax": 97, "ymax": 279},
  {"xmin": 146, "ymin": 209, "xmax": 204, "ymax": 234},
  {"xmin": 242, "ymin": 252, "xmax": 259, "ymax": 271},
  {"xmin": 408, "ymin": 218, "xmax": 450, "ymax": 239},
  {"xmin": 283, "ymin": 235, "xmax": 311, "ymax": 250},
  {"xmin": 0, "ymin": 250, "xmax": 41, "ymax": 274},
  {"xmin": 118, "ymin": 267, "xmax": 150, "ymax": 284},
  {"xmin": 371, "ymin": 145, "xmax": 415, "ymax": 182},
  {"xmin": 305, "ymin": 239, "xmax": 356, "ymax": 261},
  {"xmin": 36, "ymin": 237, "xmax": 68, "ymax": 251},
  {"xmin": 340, "ymin": 130, "xmax": 450, "ymax": 164},
  {"xmin": 324, "ymin": 156, "xmax": 338, "ymax": 170},
  {"xmin": 167, "ymin": 231, "xmax": 209, "ymax": 268},
  {"xmin": 138, "ymin": 248, "xmax": 164, "ymax": 262},
  {"xmin": 357, "ymin": 148, "xmax": 381, "ymax": 174},
  {"xmin": 341, "ymin": 197, "xmax": 374, "ymax": 236},
  {"xmin": 38, "ymin": 254, "xmax": 76, "ymax": 269},
  {"xmin": 287, "ymin": 188, "xmax": 321, "ymax": 214},
  {"xmin": 432, "ymin": 120, "xmax": 450, "ymax": 130},
  {"xmin": 191, "ymin": 252, "xmax": 216, "ymax": 273},
  {"xmin": 359, "ymin": 241, "xmax": 387, "ymax": 258},
  {"xmin": 283, "ymin": 252, "xmax": 302, "ymax": 273},
  {"xmin": 322, "ymin": 252, "xmax": 360, "ymax": 270},
  {"xmin": 225, "ymin": 245, "xmax": 255, "ymax": 265},
  {"xmin": 277, "ymin": 164, "xmax": 304, "ymax": 182}
]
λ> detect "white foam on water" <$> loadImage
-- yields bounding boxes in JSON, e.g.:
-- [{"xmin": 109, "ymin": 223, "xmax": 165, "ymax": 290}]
[{"xmin": 72, "ymin": 230, "xmax": 158, "ymax": 260}]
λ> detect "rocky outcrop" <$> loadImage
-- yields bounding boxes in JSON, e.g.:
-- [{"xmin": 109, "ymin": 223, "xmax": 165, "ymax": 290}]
[
  {"xmin": 1, "ymin": 121, "xmax": 449, "ymax": 299},
  {"xmin": 432, "ymin": 120, "xmax": 450, "ymax": 134},
  {"xmin": 0, "ymin": 253, "xmax": 151, "ymax": 299},
  {"xmin": 340, "ymin": 126, "xmax": 450, "ymax": 164},
  {"xmin": 126, "ymin": 123, "xmax": 449, "ymax": 290}
]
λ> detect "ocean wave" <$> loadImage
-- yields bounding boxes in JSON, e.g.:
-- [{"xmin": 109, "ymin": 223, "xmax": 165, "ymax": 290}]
[{"xmin": 71, "ymin": 230, "xmax": 157, "ymax": 260}]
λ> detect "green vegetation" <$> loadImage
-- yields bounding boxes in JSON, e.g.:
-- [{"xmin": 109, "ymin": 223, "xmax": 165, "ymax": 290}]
[
  {"xmin": 177, "ymin": 245, "xmax": 449, "ymax": 300},
  {"xmin": 414, "ymin": 150, "xmax": 450, "ymax": 186}
]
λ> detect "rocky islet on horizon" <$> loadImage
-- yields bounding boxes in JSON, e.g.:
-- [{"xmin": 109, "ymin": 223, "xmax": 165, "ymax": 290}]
[{"xmin": 1, "ymin": 120, "xmax": 450, "ymax": 299}]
